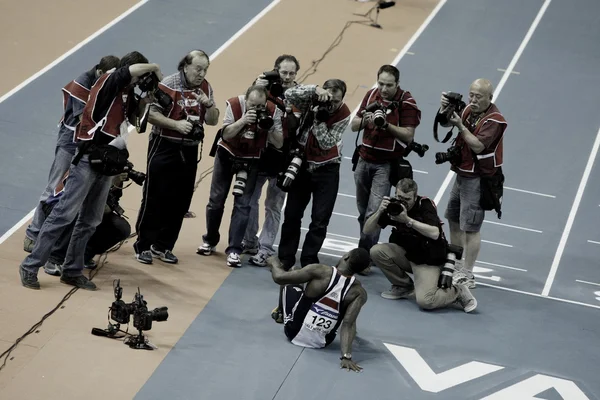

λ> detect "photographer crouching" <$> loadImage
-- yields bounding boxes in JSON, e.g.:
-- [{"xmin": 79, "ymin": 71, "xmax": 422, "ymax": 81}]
[
  {"xmin": 366, "ymin": 178, "xmax": 477, "ymax": 312},
  {"xmin": 198, "ymin": 85, "xmax": 283, "ymax": 267},
  {"xmin": 19, "ymin": 51, "xmax": 163, "ymax": 290},
  {"xmin": 434, "ymin": 79, "xmax": 507, "ymax": 289},
  {"xmin": 42, "ymin": 167, "xmax": 141, "ymax": 276},
  {"xmin": 133, "ymin": 50, "xmax": 219, "ymax": 265}
]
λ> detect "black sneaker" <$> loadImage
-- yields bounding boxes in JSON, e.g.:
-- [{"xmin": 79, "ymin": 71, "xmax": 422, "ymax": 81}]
[
  {"xmin": 150, "ymin": 245, "xmax": 178, "ymax": 264},
  {"xmin": 60, "ymin": 274, "xmax": 97, "ymax": 291},
  {"xmin": 84, "ymin": 259, "xmax": 97, "ymax": 269},
  {"xmin": 135, "ymin": 250, "xmax": 153, "ymax": 264},
  {"xmin": 20, "ymin": 266, "xmax": 40, "ymax": 290}
]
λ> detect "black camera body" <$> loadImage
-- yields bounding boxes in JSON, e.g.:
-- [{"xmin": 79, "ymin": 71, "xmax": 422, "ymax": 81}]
[
  {"xmin": 109, "ymin": 280, "xmax": 168, "ymax": 332},
  {"xmin": 364, "ymin": 100, "xmax": 399, "ymax": 128},
  {"xmin": 386, "ymin": 198, "xmax": 409, "ymax": 216},
  {"xmin": 314, "ymin": 100, "xmax": 331, "ymax": 123},
  {"xmin": 188, "ymin": 121, "xmax": 205, "ymax": 142},
  {"xmin": 262, "ymin": 70, "xmax": 284, "ymax": 98},
  {"xmin": 443, "ymin": 92, "xmax": 466, "ymax": 116},
  {"xmin": 435, "ymin": 145, "xmax": 462, "ymax": 165},
  {"xmin": 255, "ymin": 108, "xmax": 274, "ymax": 130},
  {"xmin": 405, "ymin": 141, "xmax": 429, "ymax": 158},
  {"xmin": 137, "ymin": 72, "xmax": 172, "ymax": 110}
]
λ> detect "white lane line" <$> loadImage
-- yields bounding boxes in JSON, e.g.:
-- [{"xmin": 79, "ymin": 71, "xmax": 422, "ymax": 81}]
[
  {"xmin": 337, "ymin": 192, "xmax": 356, "ymax": 199},
  {"xmin": 0, "ymin": 0, "xmax": 282, "ymax": 245},
  {"xmin": 483, "ymin": 220, "xmax": 543, "ymax": 233},
  {"xmin": 482, "ymin": 240, "xmax": 513, "ymax": 248},
  {"xmin": 587, "ymin": 240, "xmax": 600, "ymax": 245},
  {"xmin": 433, "ymin": 0, "xmax": 554, "ymax": 206},
  {"xmin": 504, "ymin": 186, "xmax": 555, "ymax": 198},
  {"xmin": 0, "ymin": 0, "xmax": 150, "ymax": 104},
  {"xmin": 476, "ymin": 260, "xmax": 527, "ymax": 272},
  {"xmin": 542, "ymin": 123, "xmax": 600, "ymax": 296},
  {"xmin": 332, "ymin": 211, "xmax": 357, "ymax": 219},
  {"xmin": 576, "ymin": 279, "xmax": 600, "ymax": 287}
]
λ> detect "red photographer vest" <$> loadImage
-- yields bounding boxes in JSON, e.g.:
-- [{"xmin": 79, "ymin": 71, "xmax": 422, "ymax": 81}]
[
  {"xmin": 59, "ymin": 79, "xmax": 91, "ymax": 130},
  {"xmin": 302, "ymin": 103, "xmax": 351, "ymax": 165},
  {"xmin": 76, "ymin": 71, "xmax": 131, "ymax": 141},
  {"xmin": 158, "ymin": 77, "xmax": 212, "ymax": 142},
  {"xmin": 359, "ymin": 88, "xmax": 417, "ymax": 163},
  {"xmin": 218, "ymin": 96, "xmax": 277, "ymax": 159},
  {"xmin": 453, "ymin": 104, "xmax": 507, "ymax": 177}
]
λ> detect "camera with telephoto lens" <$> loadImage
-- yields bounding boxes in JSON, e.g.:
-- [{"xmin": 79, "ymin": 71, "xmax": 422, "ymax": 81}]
[
  {"xmin": 262, "ymin": 70, "xmax": 284, "ymax": 98},
  {"xmin": 386, "ymin": 198, "xmax": 409, "ymax": 216},
  {"xmin": 137, "ymin": 72, "xmax": 172, "ymax": 110},
  {"xmin": 231, "ymin": 161, "xmax": 250, "ymax": 197},
  {"xmin": 364, "ymin": 101, "xmax": 399, "ymax": 128},
  {"xmin": 435, "ymin": 145, "xmax": 462, "ymax": 165},
  {"xmin": 109, "ymin": 279, "xmax": 168, "ymax": 331},
  {"xmin": 437, "ymin": 243, "xmax": 464, "ymax": 289},
  {"xmin": 276, "ymin": 147, "xmax": 303, "ymax": 192}
]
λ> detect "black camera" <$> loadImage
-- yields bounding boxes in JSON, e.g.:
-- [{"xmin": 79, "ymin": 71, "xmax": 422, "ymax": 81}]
[
  {"xmin": 435, "ymin": 145, "xmax": 462, "ymax": 165},
  {"xmin": 255, "ymin": 108, "xmax": 274, "ymax": 130},
  {"xmin": 276, "ymin": 147, "xmax": 303, "ymax": 192},
  {"xmin": 262, "ymin": 70, "xmax": 284, "ymax": 98},
  {"xmin": 438, "ymin": 243, "xmax": 464, "ymax": 289},
  {"xmin": 443, "ymin": 92, "xmax": 466, "ymax": 116},
  {"xmin": 364, "ymin": 101, "xmax": 399, "ymax": 128},
  {"xmin": 109, "ymin": 280, "xmax": 168, "ymax": 331},
  {"xmin": 231, "ymin": 161, "xmax": 250, "ymax": 197},
  {"xmin": 314, "ymin": 100, "xmax": 332, "ymax": 123},
  {"xmin": 405, "ymin": 141, "xmax": 429, "ymax": 158},
  {"xmin": 123, "ymin": 162, "xmax": 146, "ymax": 186},
  {"xmin": 137, "ymin": 72, "xmax": 172, "ymax": 110},
  {"xmin": 188, "ymin": 121, "xmax": 205, "ymax": 142},
  {"xmin": 386, "ymin": 198, "xmax": 408, "ymax": 216}
]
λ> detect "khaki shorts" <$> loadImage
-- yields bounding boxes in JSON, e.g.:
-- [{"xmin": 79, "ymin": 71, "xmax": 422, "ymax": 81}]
[{"xmin": 444, "ymin": 175, "xmax": 484, "ymax": 232}]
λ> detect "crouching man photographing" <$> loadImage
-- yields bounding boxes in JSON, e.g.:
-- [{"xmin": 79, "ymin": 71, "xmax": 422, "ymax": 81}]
[
  {"xmin": 366, "ymin": 178, "xmax": 477, "ymax": 312},
  {"xmin": 267, "ymin": 248, "xmax": 370, "ymax": 372}
]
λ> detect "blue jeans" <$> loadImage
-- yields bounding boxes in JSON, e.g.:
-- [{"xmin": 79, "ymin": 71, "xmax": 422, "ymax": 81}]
[
  {"xmin": 203, "ymin": 147, "xmax": 259, "ymax": 255},
  {"xmin": 25, "ymin": 145, "xmax": 76, "ymax": 241},
  {"xmin": 244, "ymin": 173, "xmax": 286, "ymax": 256},
  {"xmin": 21, "ymin": 153, "xmax": 112, "ymax": 277},
  {"xmin": 354, "ymin": 157, "xmax": 392, "ymax": 251}
]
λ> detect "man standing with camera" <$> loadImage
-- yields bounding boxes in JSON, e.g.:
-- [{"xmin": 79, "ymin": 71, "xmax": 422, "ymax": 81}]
[
  {"xmin": 19, "ymin": 51, "xmax": 162, "ymax": 290},
  {"xmin": 350, "ymin": 65, "xmax": 422, "ymax": 269},
  {"xmin": 277, "ymin": 80, "xmax": 351, "ymax": 270},
  {"xmin": 242, "ymin": 54, "xmax": 301, "ymax": 267},
  {"xmin": 198, "ymin": 85, "xmax": 283, "ymax": 267},
  {"xmin": 437, "ymin": 79, "xmax": 507, "ymax": 289},
  {"xmin": 133, "ymin": 50, "xmax": 219, "ymax": 265},
  {"xmin": 24, "ymin": 55, "xmax": 120, "ymax": 253},
  {"xmin": 365, "ymin": 178, "xmax": 477, "ymax": 312}
]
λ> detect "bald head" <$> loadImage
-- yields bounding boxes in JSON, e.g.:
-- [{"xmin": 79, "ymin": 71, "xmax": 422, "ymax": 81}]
[
  {"xmin": 178, "ymin": 49, "xmax": 210, "ymax": 87},
  {"xmin": 468, "ymin": 78, "xmax": 494, "ymax": 113}
]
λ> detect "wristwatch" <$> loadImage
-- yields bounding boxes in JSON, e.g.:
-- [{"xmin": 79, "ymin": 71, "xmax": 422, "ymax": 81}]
[
  {"xmin": 341, "ymin": 353, "xmax": 352, "ymax": 360},
  {"xmin": 406, "ymin": 219, "xmax": 413, "ymax": 228}
]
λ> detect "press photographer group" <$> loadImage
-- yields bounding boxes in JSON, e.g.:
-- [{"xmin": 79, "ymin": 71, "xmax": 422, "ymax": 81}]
[{"xmin": 16, "ymin": 48, "xmax": 506, "ymax": 369}]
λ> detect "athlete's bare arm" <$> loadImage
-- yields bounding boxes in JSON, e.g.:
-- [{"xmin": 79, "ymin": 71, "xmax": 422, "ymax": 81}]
[
  {"xmin": 339, "ymin": 283, "xmax": 368, "ymax": 372},
  {"xmin": 267, "ymin": 256, "xmax": 330, "ymax": 285}
]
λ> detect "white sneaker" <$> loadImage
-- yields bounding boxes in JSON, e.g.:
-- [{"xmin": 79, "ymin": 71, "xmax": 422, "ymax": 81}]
[
  {"xmin": 43, "ymin": 261, "xmax": 62, "ymax": 276},
  {"xmin": 453, "ymin": 262, "xmax": 476, "ymax": 289},
  {"xmin": 197, "ymin": 242, "xmax": 216, "ymax": 256},
  {"xmin": 456, "ymin": 284, "xmax": 477, "ymax": 313},
  {"xmin": 226, "ymin": 252, "xmax": 242, "ymax": 268},
  {"xmin": 381, "ymin": 285, "xmax": 414, "ymax": 300}
]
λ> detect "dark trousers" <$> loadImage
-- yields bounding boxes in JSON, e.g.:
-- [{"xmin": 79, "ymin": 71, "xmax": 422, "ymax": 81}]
[
  {"xmin": 203, "ymin": 146, "xmax": 259, "ymax": 254},
  {"xmin": 134, "ymin": 136, "xmax": 198, "ymax": 254},
  {"xmin": 278, "ymin": 162, "xmax": 339, "ymax": 269}
]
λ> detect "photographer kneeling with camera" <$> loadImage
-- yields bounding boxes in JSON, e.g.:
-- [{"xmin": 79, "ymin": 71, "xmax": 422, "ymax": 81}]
[
  {"xmin": 366, "ymin": 178, "xmax": 477, "ymax": 312},
  {"xmin": 133, "ymin": 50, "xmax": 219, "ymax": 265}
]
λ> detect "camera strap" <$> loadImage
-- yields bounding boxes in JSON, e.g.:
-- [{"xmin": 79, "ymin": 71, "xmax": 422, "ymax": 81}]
[{"xmin": 433, "ymin": 110, "xmax": 456, "ymax": 143}]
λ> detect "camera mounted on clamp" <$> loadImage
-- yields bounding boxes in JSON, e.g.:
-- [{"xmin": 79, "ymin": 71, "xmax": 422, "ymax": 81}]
[
  {"xmin": 437, "ymin": 243, "xmax": 464, "ymax": 289},
  {"xmin": 91, "ymin": 279, "xmax": 169, "ymax": 350},
  {"xmin": 135, "ymin": 72, "xmax": 173, "ymax": 133}
]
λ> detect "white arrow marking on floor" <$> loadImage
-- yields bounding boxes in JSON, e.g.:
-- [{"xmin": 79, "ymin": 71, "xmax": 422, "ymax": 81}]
[
  {"xmin": 479, "ymin": 373, "xmax": 590, "ymax": 399},
  {"xmin": 384, "ymin": 343, "xmax": 504, "ymax": 393},
  {"xmin": 472, "ymin": 266, "xmax": 502, "ymax": 282}
]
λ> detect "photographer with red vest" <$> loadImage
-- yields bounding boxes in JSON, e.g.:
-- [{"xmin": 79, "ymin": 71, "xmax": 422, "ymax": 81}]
[
  {"xmin": 437, "ymin": 78, "xmax": 507, "ymax": 289},
  {"xmin": 350, "ymin": 65, "xmax": 421, "ymax": 267},
  {"xmin": 24, "ymin": 55, "xmax": 120, "ymax": 254},
  {"xmin": 198, "ymin": 85, "xmax": 283, "ymax": 267},
  {"xmin": 133, "ymin": 50, "xmax": 219, "ymax": 265},
  {"xmin": 19, "ymin": 51, "xmax": 163, "ymax": 291},
  {"xmin": 277, "ymin": 80, "xmax": 351, "ymax": 270}
]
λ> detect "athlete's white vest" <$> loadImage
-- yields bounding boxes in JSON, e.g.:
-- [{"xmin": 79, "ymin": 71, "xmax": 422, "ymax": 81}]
[{"xmin": 291, "ymin": 267, "xmax": 355, "ymax": 349}]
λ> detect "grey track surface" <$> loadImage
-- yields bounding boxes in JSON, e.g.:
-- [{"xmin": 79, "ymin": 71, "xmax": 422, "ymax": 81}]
[
  {"xmin": 2, "ymin": 0, "xmax": 600, "ymax": 398},
  {"xmin": 0, "ymin": 0, "xmax": 273, "ymax": 236}
]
